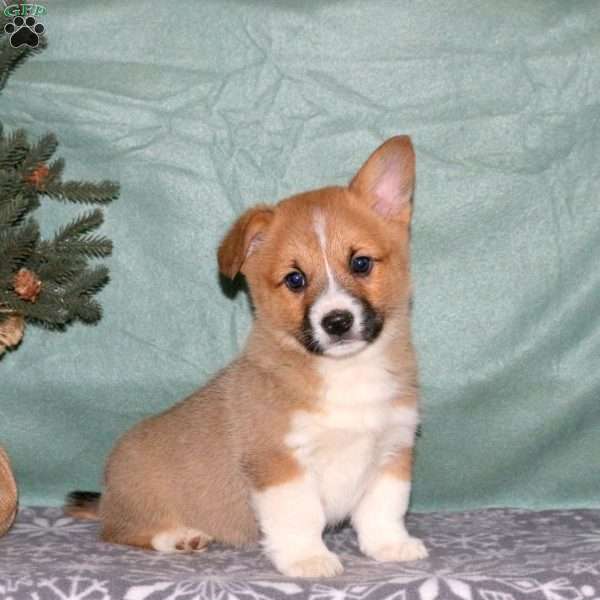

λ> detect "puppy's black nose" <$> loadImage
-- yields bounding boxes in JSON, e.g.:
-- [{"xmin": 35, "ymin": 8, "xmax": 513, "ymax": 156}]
[{"xmin": 321, "ymin": 310, "xmax": 354, "ymax": 336}]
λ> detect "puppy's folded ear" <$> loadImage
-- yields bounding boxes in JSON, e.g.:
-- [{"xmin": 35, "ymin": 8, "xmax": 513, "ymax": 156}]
[
  {"xmin": 218, "ymin": 205, "xmax": 274, "ymax": 279},
  {"xmin": 349, "ymin": 135, "xmax": 415, "ymax": 224}
]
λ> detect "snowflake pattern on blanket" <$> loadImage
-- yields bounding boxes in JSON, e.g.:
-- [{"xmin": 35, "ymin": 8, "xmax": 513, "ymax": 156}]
[{"xmin": 0, "ymin": 507, "xmax": 599, "ymax": 599}]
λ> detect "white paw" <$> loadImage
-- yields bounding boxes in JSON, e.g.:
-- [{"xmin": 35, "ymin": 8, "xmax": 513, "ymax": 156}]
[
  {"xmin": 151, "ymin": 527, "xmax": 212, "ymax": 553},
  {"xmin": 280, "ymin": 552, "xmax": 344, "ymax": 578},
  {"xmin": 365, "ymin": 536, "xmax": 428, "ymax": 562}
]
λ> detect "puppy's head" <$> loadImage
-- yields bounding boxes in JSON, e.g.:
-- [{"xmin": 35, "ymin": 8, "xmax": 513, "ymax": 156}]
[{"xmin": 218, "ymin": 136, "xmax": 415, "ymax": 358}]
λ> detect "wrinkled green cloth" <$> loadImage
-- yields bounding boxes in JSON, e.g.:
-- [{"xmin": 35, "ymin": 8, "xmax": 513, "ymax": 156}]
[{"xmin": 1, "ymin": 0, "xmax": 599, "ymax": 510}]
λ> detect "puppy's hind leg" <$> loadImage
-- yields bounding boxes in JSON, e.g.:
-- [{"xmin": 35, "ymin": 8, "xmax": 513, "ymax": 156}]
[
  {"xmin": 98, "ymin": 489, "xmax": 213, "ymax": 553},
  {"xmin": 151, "ymin": 527, "xmax": 213, "ymax": 553},
  {"xmin": 101, "ymin": 518, "xmax": 213, "ymax": 553}
]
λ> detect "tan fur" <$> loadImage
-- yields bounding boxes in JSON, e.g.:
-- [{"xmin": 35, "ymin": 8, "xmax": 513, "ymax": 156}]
[
  {"xmin": 75, "ymin": 136, "xmax": 420, "ymax": 559},
  {"xmin": 217, "ymin": 206, "xmax": 274, "ymax": 278},
  {"xmin": 242, "ymin": 449, "xmax": 304, "ymax": 491},
  {"xmin": 98, "ymin": 342, "xmax": 321, "ymax": 548}
]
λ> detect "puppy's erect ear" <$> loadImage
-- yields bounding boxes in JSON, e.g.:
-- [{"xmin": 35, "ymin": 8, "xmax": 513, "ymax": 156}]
[
  {"xmin": 349, "ymin": 136, "xmax": 415, "ymax": 224},
  {"xmin": 218, "ymin": 205, "xmax": 274, "ymax": 279}
]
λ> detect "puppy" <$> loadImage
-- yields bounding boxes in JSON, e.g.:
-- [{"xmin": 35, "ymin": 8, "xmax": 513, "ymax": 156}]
[{"xmin": 66, "ymin": 136, "xmax": 428, "ymax": 577}]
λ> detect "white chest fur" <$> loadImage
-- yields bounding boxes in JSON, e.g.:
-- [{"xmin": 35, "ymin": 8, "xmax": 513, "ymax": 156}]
[{"xmin": 285, "ymin": 341, "xmax": 419, "ymax": 524}]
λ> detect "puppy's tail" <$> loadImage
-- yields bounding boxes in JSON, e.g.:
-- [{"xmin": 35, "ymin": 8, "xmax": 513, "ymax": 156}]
[{"xmin": 65, "ymin": 491, "xmax": 101, "ymax": 520}]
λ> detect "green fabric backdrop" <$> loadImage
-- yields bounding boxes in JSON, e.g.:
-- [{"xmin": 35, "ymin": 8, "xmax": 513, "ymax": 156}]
[{"xmin": 1, "ymin": 0, "xmax": 599, "ymax": 511}]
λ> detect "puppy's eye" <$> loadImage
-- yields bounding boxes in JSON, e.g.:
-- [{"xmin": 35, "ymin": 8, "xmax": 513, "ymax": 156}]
[
  {"xmin": 350, "ymin": 255, "xmax": 373, "ymax": 276},
  {"xmin": 284, "ymin": 271, "xmax": 306, "ymax": 292}
]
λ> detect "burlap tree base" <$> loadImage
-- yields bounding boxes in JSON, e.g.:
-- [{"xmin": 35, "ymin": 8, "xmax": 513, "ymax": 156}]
[
  {"xmin": 0, "ymin": 314, "xmax": 25, "ymax": 355},
  {"xmin": 0, "ymin": 445, "xmax": 17, "ymax": 536}
]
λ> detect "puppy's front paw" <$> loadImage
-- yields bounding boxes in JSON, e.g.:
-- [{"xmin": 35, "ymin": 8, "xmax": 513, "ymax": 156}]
[
  {"xmin": 280, "ymin": 552, "xmax": 344, "ymax": 578},
  {"xmin": 365, "ymin": 536, "xmax": 428, "ymax": 562}
]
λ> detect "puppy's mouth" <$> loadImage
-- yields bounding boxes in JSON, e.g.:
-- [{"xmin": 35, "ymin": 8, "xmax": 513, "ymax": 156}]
[
  {"xmin": 298, "ymin": 298, "xmax": 384, "ymax": 358},
  {"xmin": 322, "ymin": 338, "xmax": 368, "ymax": 358}
]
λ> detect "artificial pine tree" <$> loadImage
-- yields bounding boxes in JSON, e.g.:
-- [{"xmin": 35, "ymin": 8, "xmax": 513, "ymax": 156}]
[{"xmin": 0, "ymin": 9, "xmax": 119, "ymax": 356}]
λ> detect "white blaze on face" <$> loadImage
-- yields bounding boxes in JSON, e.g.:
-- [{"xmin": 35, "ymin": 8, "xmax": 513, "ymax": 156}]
[{"xmin": 310, "ymin": 211, "xmax": 365, "ymax": 357}]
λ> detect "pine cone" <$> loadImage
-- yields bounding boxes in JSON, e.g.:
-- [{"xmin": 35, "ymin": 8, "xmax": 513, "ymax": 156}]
[
  {"xmin": 13, "ymin": 268, "xmax": 42, "ymax": 303},
  {"xmin": 25, "ymin": 163, "xmax": 50, "ymax": 190},
  {"xmin": 0, "ymin": 446, "xmax": 17, "ymax": 537},
  {"xmin": 0, "ymin": 313, "xmax": 25, "ymax": 354}
]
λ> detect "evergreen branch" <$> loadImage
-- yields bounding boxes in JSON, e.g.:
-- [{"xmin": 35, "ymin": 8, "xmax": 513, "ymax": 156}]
[
  {"xmin": 53, "ymin": 209, "xmax": 104, "ymax": 243},
  {"xmin": 21, "ymin": 133, "xmax": 58, "ymax": 176},
  {"xmin": 53, "ymin": 234, "xmax": 113, "ymax": 259},
  {"xmin": 0, "ymin": 193, "xmax": 31, "ymax": 227},
  {"xmin": 0, "ymin": 169, "xmax": 27, "ymax": 197},
  {"xmin": 46, "ymin": 157, "xmax": 65, "ymax": 185},
  {"xmin": 30, "ymin": 238, "xmax": 52, "ymax": 259},
  {"xmin": 69, "ymin": 297, "xmax": 102, "ymax": 324},
  {"xmin": 1, "ymin": 271, "xmax": 106, "ymax": 326},
  {"xmin": 0, "ymin": 128, "xmax": 29, "ymax": 169},
  {"xmin": 43, "ymin": 180, "xmax": 120, "ymax": 205},
  {"xmin": 0, "ymin": 21, "xmax": 119, "ymax": 334},
  {"xmin": 0, "ymin": 218, "xmax": 39, "ymax": 278},
  {"xmin": 0, "ymin": 35, "xmax": 46, "ymax": 94},
  {"xmin": 1, "ymin": 268, "xmax": 107, "ymax": 325},
  {"xmin": 32, "ymin": 254, "xmax": 87, "ymax": 285},
  {"xmin": 0, "ymin": 39, "xmax": 30, "ymax": 93},
  {"xmin": 65, "ymin": 265, "xmax": 110, "ymax": 298},
  {"xmin": 0, "ymin": 292, "xmax": 70, "ymax": 325}
]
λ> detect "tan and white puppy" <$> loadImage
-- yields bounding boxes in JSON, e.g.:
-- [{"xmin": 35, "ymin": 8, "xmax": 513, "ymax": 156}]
[{"xmin": 67, "ymin": 136, "xmax": 428, "ymax": 577}]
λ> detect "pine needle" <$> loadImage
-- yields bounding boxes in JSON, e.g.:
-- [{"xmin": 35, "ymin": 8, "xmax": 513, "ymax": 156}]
[
  {"xmin": 71, "ymin": 297, "xmax": 103, "ymax": 324},
  {"xmin": 0, "ymin": 218, "xmax": 39, "ymax": 271},
  {"xmin": 21, "ymin": 133, "xmax": 58, "ymax": 177},
  {"xmin": 0, "ymin": 128, "xmax": 28, "ymax": 169},
  {"xmin": 44, "ymin": 180, "xmax": 120, "ymax": 205},
  {"xmin": 53, "ymin": 209, "xmax": 104, "ymax": 243},
  {"xmin": 54, "ymin": 234, "xmax": 113, "ymax": 259},
  {"xmin": 0, "ymin": 193, "xmax": 31, "ymax": 227},
  {"xmin": 46, "ymin": 158, "xmax": 65, "ymax": 185}
]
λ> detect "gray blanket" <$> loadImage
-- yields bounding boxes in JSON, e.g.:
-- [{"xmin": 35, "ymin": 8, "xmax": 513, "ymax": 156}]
[{"xmin": 1, "ymin": 507, "xmax": 598, "ymax": 599}]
